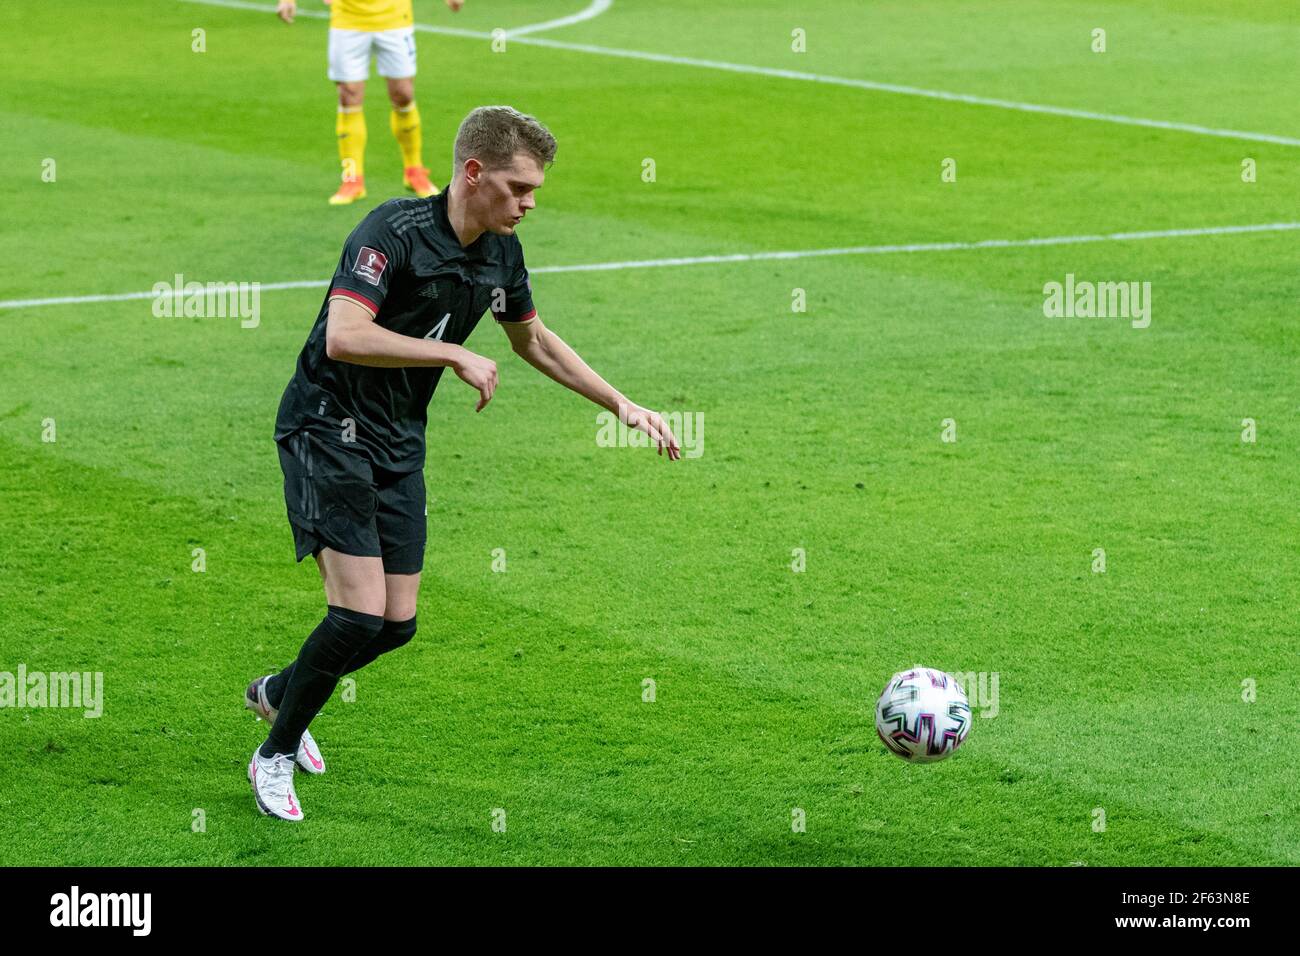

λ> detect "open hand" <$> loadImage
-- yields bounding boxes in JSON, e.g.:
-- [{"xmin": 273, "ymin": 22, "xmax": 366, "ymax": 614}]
[{"xmin": 622, "ymin": 404, "xmax": 681, "ymax": 460}]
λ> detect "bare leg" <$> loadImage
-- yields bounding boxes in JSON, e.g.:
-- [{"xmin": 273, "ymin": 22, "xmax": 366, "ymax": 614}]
[
  {"xmin": 338, "ymin": 80, "xmax": 366, "ymax": 109},
  {"xmin": 385, "ymin": 76, "xmax": 413, "ymax": 109},
  {"xmin": 315, "ymin": 548, "xmax": 386, "ymax": 617}
]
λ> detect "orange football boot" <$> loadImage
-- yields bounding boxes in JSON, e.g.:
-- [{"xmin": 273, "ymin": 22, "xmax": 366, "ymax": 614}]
[{"xmin": 328, "ymin": 177, "xmax": 367, "ymax": 206}]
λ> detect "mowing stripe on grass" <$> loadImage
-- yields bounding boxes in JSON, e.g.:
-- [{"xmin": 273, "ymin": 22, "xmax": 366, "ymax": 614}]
[
  {"xmin": 4, "ymin": 221, "xmax": 1298, "ymax": 311},
  {"xmin": 178, "ymin": 0, "xmax": 1300, "ymax": 149}
]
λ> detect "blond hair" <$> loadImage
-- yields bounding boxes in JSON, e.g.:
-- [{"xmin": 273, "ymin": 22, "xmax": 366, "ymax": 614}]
[{"xmin": 453, "ymin": 106, "xmax": 557, "ymax": 178}]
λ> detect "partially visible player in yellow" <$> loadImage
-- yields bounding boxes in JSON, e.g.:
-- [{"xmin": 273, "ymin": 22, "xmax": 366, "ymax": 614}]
[{"xmin": 278, "ymin": 0, "xmax": 465, "ymax": 205}]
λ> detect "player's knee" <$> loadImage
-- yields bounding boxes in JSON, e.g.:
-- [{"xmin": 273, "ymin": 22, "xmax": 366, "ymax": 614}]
[
  {"xmin": 329, "ymin": 605, "xmax": 385, "ymax": 636},
  {"xmin": 383, "ymin": 593, "xmax": 418, "ymax": 621},
  {"xmin": 337, "ymin": 83, "xmax": 365, "ymax": 108},
  {"xmin": 387, "ymin": 81, "xmax": 414, "ymax": 109},
  {"xmin": 377, "ymin": 614, "xmax": 417, "ymax": 653},
  {"xmin": 320, "ymin": 605, "xmax": 386, "ymax": 672},
  {"xmin": 346, "ymin": 594, "xmax": 386, "ymax": 619}
]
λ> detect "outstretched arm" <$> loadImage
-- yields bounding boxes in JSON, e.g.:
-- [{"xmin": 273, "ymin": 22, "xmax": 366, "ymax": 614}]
[{"xmin": 501, "ymin": 315, "xmax": 681, "ymax": 459}]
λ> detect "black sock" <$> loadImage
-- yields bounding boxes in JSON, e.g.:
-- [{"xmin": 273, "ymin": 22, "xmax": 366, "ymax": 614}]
[
  {"xmin": 341, "ymin": 615, "xmax": 418, "ymax": 675},
  {"xmin": 265, "ymin": 615, "xmax": 418, "ymax": 710},
  {"xmin": 264, "ymin": 666, "xmax": 292, "ymax": 712},
  {"xmin": 260, "ymin": 605, "xmax": 384, "ymax": 758}
]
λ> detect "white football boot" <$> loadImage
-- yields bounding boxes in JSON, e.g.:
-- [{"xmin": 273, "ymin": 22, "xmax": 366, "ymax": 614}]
[
  {"xmin": 244, "ymin": 676, "xmax": 326, "ymax": 774},
  {"xmin": 248, "ymin": 748, "xmax": 304, "ymax": 821}
]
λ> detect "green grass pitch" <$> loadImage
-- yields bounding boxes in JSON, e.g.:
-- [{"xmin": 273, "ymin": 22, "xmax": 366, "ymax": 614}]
[{"xmin": 1, "ymin": 0, "xmax": 1298, "ymax": 865}]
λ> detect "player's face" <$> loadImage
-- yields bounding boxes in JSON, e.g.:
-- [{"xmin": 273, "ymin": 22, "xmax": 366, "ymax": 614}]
[{"xmin": 478, "ymin": 154, "xmax": 544, "ymax": 236}]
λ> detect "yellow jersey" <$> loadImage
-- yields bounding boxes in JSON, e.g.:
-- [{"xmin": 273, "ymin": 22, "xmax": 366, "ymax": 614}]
[{"xmin": 330, "ymin": 0, "xmax": 413, "ymax": 33}]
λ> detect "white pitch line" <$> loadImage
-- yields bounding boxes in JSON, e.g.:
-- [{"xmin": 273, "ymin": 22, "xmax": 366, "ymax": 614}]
[
  {"xmin": 4, "ymin": 222, "xmax": 1296, "ymax": 312},
  {"xmin": 178, "ymin": 0, "xmax": 1300, "ymax": 149},
  {"xmin": 502, "ymin": 0, "xmax": 612, "ymax": 39},
  {"xmin": 504, "ymin": 37, "xmax": 1300, "ymax": 150}
]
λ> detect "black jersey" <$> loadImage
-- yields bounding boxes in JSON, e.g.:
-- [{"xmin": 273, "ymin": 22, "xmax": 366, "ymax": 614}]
[{"xmin": 274, "ymin": 191, "xmax": 536, "ymax": 472}]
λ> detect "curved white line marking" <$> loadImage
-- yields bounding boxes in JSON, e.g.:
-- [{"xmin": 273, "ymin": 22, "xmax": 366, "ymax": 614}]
[
  {"xmin": 177, "ymin": 0, "xmax": 1300, "ymax": 149},
  {"xmin": 503, "ymin": 0, "xmax": 612, "ymax": 39},
  {"xmin": 5, "ymin": 222, "xmax": 1297, "ymax": 311}
]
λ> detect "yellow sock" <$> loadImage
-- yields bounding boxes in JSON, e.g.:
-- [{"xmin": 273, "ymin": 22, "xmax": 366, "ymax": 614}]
[
  {"xmin": 390, "ymin": 103, "xmax": 423, "ymax": 169},
  {"xmin": 336, "ymin": 107, "xmax": 366, "ymax": 182}
]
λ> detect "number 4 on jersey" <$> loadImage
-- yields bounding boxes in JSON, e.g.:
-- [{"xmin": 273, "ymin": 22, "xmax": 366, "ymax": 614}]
[{"xmin": 424, "ymin": 312, "xmax": 451, "ymax": 341}]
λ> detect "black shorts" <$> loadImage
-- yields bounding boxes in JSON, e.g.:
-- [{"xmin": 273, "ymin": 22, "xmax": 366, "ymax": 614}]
[{"xmin": 276, "ymin": 429, "xmax": 426, "ymax": 575}]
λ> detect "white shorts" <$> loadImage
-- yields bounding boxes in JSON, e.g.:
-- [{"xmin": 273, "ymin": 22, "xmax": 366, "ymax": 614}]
[{"xmin": 328, "ymin": 27, "xmax": 417, "ymax": 83}]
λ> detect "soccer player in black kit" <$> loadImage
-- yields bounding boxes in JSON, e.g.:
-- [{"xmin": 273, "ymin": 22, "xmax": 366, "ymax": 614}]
[{"xmin": 246, "ymin": 106, "xmax": 681, "ymax": 820}]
